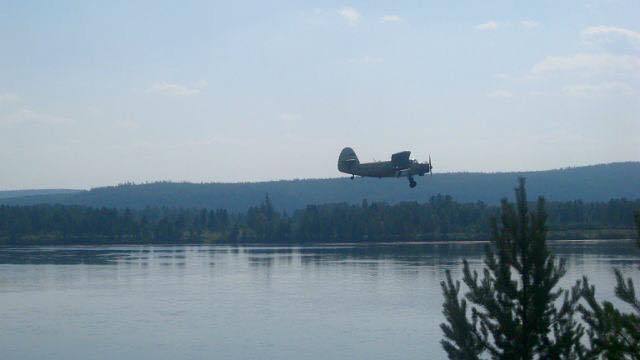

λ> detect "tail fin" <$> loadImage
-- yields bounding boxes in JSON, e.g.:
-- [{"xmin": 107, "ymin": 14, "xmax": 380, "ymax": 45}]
[{"xmin": 338, "ymin": 147, "xmax": 359, "ymax": 173}]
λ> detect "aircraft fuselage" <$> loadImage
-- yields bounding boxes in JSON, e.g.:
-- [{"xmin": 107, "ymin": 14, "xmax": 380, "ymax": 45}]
[
  {"xmin": 337, "ymin": 147, "xmax": 432, "ymax": 188},
  {"xmin": 349, "ymin": 161, "xmax": 430, "ymax": 178}
]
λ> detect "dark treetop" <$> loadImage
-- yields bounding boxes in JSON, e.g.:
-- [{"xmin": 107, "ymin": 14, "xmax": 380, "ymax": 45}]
[{"xmin": 1, "ymin": 195, "xmax": 638, "ymax": 244}]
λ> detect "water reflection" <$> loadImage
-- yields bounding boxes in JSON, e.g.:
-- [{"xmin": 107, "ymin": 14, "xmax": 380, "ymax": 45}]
[{"xmin": 0, "ymin": 240, "xmax": 637, "ymax": 267}]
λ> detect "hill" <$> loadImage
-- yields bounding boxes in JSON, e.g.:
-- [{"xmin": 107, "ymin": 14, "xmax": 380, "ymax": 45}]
[
  {"xmin": 0, "ymin": 189, "xmax": 82, "ymax": 200},
  {"xmin": 1, "ymin": 162, "xmax": 639, "ymax": 212}
]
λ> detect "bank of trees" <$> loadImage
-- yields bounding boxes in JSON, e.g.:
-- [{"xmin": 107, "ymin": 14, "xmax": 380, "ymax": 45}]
[{"xmin": 0, "ymin": 195, "xmax": 638, "ymax": 244}]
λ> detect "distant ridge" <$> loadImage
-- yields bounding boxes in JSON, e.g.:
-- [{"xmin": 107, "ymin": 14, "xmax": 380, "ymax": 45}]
[
  {"xmin": 0, "ymin": 189, "xmax": 82, "ymax": 200},
  {"xmin": 1, "ymin": 162, "xmax": 639, "ymax": 212}
]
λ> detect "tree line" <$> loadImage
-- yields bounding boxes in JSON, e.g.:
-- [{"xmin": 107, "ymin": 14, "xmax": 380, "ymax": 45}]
[{"xmin": 0, "ymin": 195, "xmax": 638, "ymax": 244}]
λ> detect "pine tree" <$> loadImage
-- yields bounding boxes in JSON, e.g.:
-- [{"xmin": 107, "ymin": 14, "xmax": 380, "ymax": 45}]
[
  {"xmin": 440, "ymin": 271, "xmax": 484, "ymax": 360},
  {"xmin": 636, "ymin": 211, "xmax": 640, "ymax": 247},
  {"xmin": 577, "ymin": 211, "xmax": 640, "ymax": 359},
  {"xmin": 440, "ymin": 178, "xmax": 584, "ymax": 359}
]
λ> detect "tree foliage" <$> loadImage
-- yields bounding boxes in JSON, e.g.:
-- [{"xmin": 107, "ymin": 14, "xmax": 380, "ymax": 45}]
[
  {"xmin": 440, "ymin": 178, "xmax": 585, "ymax": 359},
  {"xmin": 576, "ymin": 210, "xmax": 640, "ymax": 359}
]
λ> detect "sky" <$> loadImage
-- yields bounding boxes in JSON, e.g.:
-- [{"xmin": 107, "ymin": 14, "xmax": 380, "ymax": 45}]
[{"xmin": 1, "ymin": 0, "xmax": 639, "ymax": 189}]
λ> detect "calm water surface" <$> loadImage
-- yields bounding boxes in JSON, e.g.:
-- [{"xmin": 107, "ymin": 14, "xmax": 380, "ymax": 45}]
[{"xmin": 1, "ymin": 240, "xmax": 639, "ymax": 360}]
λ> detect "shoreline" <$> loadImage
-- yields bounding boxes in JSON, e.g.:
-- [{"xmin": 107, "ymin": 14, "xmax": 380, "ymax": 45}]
[{"xmin": 0, "ymin": 238, "xmax": 636, "ymax": 248}]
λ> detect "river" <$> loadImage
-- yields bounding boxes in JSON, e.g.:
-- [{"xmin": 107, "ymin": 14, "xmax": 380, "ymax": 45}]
[{"xmin": 1, "ymin": 240, "xmax": 638, "ymax": 359}]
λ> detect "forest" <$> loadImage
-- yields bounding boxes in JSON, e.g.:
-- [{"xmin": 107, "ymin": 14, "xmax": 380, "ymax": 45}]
[
  {"xmin": 2, "ymin": 162, "xmax": 639, "ymax": 212},
  {"xmin": 1, "ymin": 195, "xmax": 638, "ymax": 244}
]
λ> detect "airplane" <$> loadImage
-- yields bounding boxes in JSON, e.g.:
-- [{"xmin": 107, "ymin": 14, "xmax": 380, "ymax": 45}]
[{"xmin": 337, "ymin": 147, "xmax": 432, "ymax": 188}]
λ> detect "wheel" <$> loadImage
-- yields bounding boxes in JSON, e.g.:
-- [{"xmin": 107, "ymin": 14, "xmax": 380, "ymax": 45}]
[
  {"xmin": 409, "ymin": 180, "xmax": 417, "ymax": 188},
  {"xmin": 351, "ymin": 175, "xmax": 355, "ymax": 180}
]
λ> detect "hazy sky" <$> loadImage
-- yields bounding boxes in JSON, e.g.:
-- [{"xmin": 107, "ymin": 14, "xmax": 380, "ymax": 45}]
[{"xmin": 1, "ymin": 0, "xmax": 639, "ymax": 189}]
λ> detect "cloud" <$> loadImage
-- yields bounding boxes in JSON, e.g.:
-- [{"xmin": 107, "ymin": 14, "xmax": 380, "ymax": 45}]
[
  {"xmin": 563, "ymin": 82, "xmax": 635, "ymax": 97},
  {"xmin": 528, "ymin": 90, "xmax": 549, "ymax": 97},
  {"xmin": 0, "ymin": 95, "xmax": 72, "ymax": 127},
  {"xmin": 115, "ymin": 120, "xmax": 140, "ymax": 130},
  {"xmin": 1, "ymin": 108, "xmax": 73, "ymax": 126},
  {"xmin": 531, "ymin": 53, "xmax": 640, "ymax": 76},
  {"xmin": 475, "ymin": 21, "xmax": 498, "ymax": 31},
  {"xmin": 487, "ymin": 90, "xmax": 514, "ymax": 98},
  {"xmin": 520, "ymin": 20, "xmax": 540, "ymax": 29},
  {"xmin": 380, "ymin": 15, "xmax": 402, "ymax": 23},
  {"xmin": 347, "ymin": 56, "xmax": 384, "ymax": 64},
  {"xmin": 0, "ymin": 93, "xmax": 20, "ymax": 104},
  {"xmin": 299, "ymin": 8, "xmax": 329, "ymax": 26},
  {"xmin": 338, "ymin": 7, "xmax": 361, "ymax": 26},
  {"xmin": 582, "ymin": 25, "xmax": 640, "ymax": 47},
  {"xmin": 279, "ymin": 113, "xmax": 301, "ymax": 121},
  {"xmin": 148, "ymin": 81, "xmax": 206, "ymax": 96},
  {"xmin": 475, "ymin": 20, "xmax": 539, "ymax": 31}
]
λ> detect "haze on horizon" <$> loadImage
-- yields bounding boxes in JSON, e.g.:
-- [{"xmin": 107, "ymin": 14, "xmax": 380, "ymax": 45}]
[{"xmin": 1, "ymin": 0, "xmax": 639, "ymax": 190}]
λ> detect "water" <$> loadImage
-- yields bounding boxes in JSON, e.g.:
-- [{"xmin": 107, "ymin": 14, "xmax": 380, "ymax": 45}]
[{"xmin": 1, "ymin": 240, "xmax": 638, "ymax": 360}]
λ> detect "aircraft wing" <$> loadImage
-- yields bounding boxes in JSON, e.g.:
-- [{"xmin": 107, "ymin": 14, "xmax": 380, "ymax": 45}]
[{"xmin": 391, "ymin": 151, "xmax": 411, "ymax": 169}]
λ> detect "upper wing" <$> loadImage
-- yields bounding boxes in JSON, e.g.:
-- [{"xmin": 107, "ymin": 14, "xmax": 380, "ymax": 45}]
[{"xmin": 391, "ymin": 151, "xmax": 411, "ymax": 169}]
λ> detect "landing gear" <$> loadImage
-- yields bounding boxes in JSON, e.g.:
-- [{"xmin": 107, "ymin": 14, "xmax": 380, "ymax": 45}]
[
  {"xmin": 408, "ymin": 176, "xmax": 417, "ymax": 188},
  {"xmin": 351, "ymin": 174, "xmax": 355, "ymax": 180}
]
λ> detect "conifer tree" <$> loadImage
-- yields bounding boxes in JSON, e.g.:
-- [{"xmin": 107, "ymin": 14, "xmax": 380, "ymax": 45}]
[
  {"xmin": 636, "ymin": 211, "xmax": 640, "ymax": 246},
  {"xmin": 440, "ymin": 178, "xmax": 584, "ymax": 359},
  {"xmin": 577, "ymin": 211, "xmax": 640, "ymax": 359}
]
